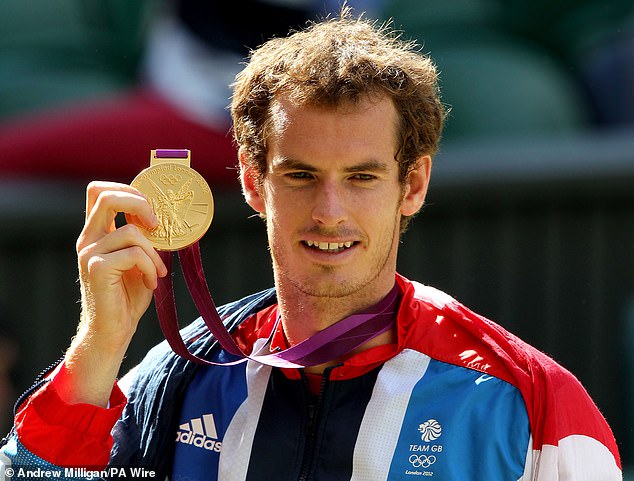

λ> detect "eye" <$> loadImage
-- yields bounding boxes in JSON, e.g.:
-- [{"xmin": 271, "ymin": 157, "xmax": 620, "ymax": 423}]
[
  {"xmin": 350, "ymin": 173, "xmax": 377, "ymax": 181},
  {"xmin": 287, "ymin": 171, "xmax": 313, "ymax": 179}
]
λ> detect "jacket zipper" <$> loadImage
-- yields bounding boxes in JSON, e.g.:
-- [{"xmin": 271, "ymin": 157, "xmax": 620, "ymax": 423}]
[
  {"xmin": 1, "ymin": 355, "xmax": 64, "ymax": 447},
  {"xmin": 297, "ymin": 366, "xmax": 340, "ymax": 481}
]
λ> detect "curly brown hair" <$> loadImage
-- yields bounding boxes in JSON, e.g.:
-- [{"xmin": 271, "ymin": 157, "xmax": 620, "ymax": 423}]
[{"xmin": 231, "ymin": 9, "xmax": 446, "ymax": 221}]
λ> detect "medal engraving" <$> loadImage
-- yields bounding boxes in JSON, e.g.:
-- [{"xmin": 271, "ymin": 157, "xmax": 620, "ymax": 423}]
[{"xmin": 130, "ymin": 151, "xmax": 214, "ymax": 251}]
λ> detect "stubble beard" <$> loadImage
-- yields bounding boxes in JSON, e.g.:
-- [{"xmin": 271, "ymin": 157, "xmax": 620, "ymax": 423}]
[{"xmin": 270, "ymin": 218, "xmax": 400, "ymax": 301}]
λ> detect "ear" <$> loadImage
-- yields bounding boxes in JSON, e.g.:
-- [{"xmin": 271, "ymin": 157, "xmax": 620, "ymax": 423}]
[
  {"xmin": 400, "ymin": 155, "xmax": 432, "ymax": 217},
  {"xmin": 239, "ymin": 148, "xmax": 266, "ymax": 214}
]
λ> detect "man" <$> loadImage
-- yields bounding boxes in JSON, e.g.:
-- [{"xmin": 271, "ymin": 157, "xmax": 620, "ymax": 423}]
[{"xmin": 0, "ymin": 10, "xmax": 621, "ymax": 481}]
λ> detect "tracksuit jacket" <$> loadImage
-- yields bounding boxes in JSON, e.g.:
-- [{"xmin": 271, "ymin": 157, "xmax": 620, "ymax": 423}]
[{"xmin": 0, "ymin": 275, "xmax": 622, "ymax": 480}]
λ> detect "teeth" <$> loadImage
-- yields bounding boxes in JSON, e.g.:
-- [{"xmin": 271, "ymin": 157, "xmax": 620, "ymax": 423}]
[{"xmin": 304, "ymin": 240, "xmax": 354, "ymax": 251}]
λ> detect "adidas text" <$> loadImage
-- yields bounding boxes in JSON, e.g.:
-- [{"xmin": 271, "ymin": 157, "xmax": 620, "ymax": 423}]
[
  {"xmin": 176, "ymin": 413, "xmax": 223, "ymax": 452},
  {"xmin": 176, "ymin": 430, "xmax": 223, "ymax": 452}
]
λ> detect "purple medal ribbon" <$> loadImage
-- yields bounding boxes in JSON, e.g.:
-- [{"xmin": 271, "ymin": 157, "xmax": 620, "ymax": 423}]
[
  {"xmin": 155, "ymin": 149, "xmax": 190, "ymax": 158},
  {"xmin": 155, "ymin": 243, "xmax": 400, "ymax": 368}
]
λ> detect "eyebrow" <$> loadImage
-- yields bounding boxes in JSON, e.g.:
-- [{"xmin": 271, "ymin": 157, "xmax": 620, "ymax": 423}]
[
  {"xmin": 270, "ymin": 158, "xmax": 318, "ymax": 172},
  {"xmin": 270, "ymin": 157, "xmax": 391, "ymax": 173},
  {"xmin": 343, "ymin": 160, "xmax": 390, "ymax": 173}
]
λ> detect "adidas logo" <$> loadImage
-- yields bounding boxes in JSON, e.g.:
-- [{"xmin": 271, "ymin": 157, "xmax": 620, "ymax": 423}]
[{"xmin": 175, "ymin": 413, "xmax": 223, "ymax": 452}]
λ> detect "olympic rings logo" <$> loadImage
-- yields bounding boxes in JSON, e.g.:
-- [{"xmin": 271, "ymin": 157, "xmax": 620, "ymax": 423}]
[
  {"xmin": 160, "ymin": 173, "xmax": 182, "ymax": 185},
  {"xmin": 409, "ymin": 454, "xmax": 436, "ymax": 468}
]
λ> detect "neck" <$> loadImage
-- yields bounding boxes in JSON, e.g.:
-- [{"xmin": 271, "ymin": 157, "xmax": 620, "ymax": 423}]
[{"xmin": 276, "ymin": 278, "xmax": 398, "ymax": 374}]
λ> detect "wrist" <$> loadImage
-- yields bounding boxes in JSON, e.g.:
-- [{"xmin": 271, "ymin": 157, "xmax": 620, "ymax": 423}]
[{"xmin": 60, "ymin": 332, "xmax": 128, "ymax": 407}]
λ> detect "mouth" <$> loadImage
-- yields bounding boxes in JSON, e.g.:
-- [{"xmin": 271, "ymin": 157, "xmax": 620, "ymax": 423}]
[{"xmin": 302, "ymin": 240, "xmax": 359, "ymax": 254}]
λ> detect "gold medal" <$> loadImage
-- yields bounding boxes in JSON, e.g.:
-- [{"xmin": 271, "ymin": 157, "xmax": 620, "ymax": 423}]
[{"xmin": 130, "ymin": 149, "xmax": 214, "ymax": 251}]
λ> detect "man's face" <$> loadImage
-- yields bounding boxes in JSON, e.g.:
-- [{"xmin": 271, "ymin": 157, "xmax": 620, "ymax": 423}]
[{"xmin": 242, "ymin": 94, "xmax": 430, "ymax": 301}]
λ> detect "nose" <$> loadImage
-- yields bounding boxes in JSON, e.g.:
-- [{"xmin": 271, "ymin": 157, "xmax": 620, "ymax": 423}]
[{"xmin": 311, "ymin": 180, "xmax": 347, "ymax": 227}]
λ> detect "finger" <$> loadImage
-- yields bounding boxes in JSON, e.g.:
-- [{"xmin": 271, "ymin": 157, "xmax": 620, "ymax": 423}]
[
  {"xmin": 79, "ymin": 223, "xmax": 167, "ymax": 278},
  {"xmin": 88, "ymin": 245, "xmax": 161, "ymax": 291},
  {"xmin": 80, "ymin": 190, "xmax": 158, "ymax": 249},
  {"xmin": 116, "ymin": 246, "xmax": 161, "ymax": 291},
  {"xmin": 124, "ymin": 212, "xmax": 158, "ymax": 231},
  {"xmin": 85, "ymin": 181, "xmax": 146, "ymax": 221}
]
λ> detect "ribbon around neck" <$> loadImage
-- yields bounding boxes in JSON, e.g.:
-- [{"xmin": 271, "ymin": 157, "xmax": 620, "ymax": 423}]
[{"xmin": 154, "ymin": 242, "xmax": 400, "ymax": 367}]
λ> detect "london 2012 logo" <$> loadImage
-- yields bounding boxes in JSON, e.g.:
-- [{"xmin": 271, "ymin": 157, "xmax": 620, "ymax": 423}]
[
  {"xmin": 406, "ymin": 419, "xmax": 443, "ymax": 476},
  {"xmin": 418, "ymin": 419, "xmax": 442, "ymax": 442},
  {"xmin": 408, "ymin": 454, "xmax": 437, "ymax": 468}
]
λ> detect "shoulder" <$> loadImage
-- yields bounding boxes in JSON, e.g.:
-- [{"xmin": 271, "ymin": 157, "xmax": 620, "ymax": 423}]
[
  {"xmin": 398, "ymin": 276, "xmax": 600, "ymax": 412},
  {"xmin": 396, "ymin": 275, "xmax": 621, "ymax": 472},
  {"xmin": 110, "ymin": 288, "xmax": 278, "ymax": 466},
  {"xmin": 397, "ymin": 275, "xmax": 572, "ymax": 385},
  {"xmin": 126, "ymin": 287, "xmax": 278, "ymax": 391}
]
